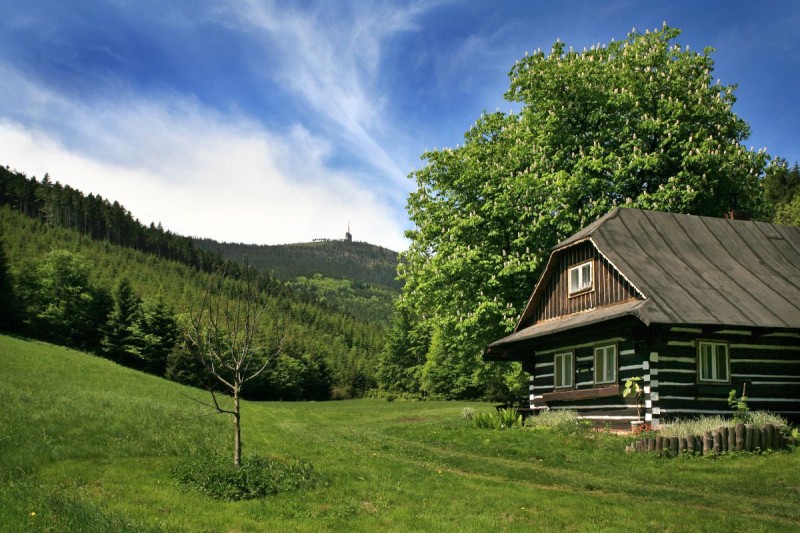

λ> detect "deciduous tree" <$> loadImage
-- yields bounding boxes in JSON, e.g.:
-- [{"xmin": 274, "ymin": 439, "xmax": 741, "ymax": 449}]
[
  {"xmin": 18, "ymin": 249, "xmax": 108, "ymax": 350},
  {"xmin": 187, "ymin": 261, "xmax": 286, "ymax": 466},
  {"xmin": 393, "ymin": 25, "xmax": 770, "ymax": 399}
]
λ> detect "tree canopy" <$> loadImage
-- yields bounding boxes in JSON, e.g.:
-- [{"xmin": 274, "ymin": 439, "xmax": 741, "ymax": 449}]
[
  {"xmin": 764, "ymin": 158, "xmax": 800, "ymax": 226},
  {"xmin": 391, "ymin": 25, "xmax": 770, "ymax": 400}
]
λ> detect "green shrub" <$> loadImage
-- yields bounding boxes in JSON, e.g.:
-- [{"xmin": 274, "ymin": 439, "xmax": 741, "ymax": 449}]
[
  {"xmin": 172, "ymin": 453, "xmax": 317, "ymax": 501},
  {"xmin": 524, "ymin": 409, "xmax": 589, "ymax": 433},
  {"xmin": 472, "ymin": 408, "xmax": 522, "ymax": 430},
  {"xmin": 461, "ymin": 407, "xmax": 476, "ymax": 420}
]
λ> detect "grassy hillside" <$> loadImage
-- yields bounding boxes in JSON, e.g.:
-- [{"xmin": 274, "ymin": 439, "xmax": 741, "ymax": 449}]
[
  {"xmin": 194, "ymin": 238, "xmax": 402, "ymax": 290},
  {"xmin": 2, "ymin": 334, "xmax": 799, "ymax": 532}
]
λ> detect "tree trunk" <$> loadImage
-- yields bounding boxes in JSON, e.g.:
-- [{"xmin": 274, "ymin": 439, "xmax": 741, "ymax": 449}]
[{"xmin": 233, "ymin": 390, "xmax": 242, "ymax": 467}]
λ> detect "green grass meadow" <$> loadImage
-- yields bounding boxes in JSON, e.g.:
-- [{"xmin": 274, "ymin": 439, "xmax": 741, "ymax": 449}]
[{"xmin": 2, "ymin": 334, "xmax": 799, "ymax": 532}]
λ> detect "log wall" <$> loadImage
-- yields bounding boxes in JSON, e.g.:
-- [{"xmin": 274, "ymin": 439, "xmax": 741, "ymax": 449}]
[
  {"xmin": 525, "ymin": 324, "xmax": 800, "ymax": 428},
  {"xmin": 649, "ymin": 327, "xmax": 800, "ymax": 424}
]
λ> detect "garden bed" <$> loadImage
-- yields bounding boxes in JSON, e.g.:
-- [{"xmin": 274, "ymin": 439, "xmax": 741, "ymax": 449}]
[{"xmin": 626, "ymin": 422, "xmax": 792, "ymax": 455}]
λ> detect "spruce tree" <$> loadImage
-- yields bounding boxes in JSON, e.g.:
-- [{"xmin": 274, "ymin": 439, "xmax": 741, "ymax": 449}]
[{"xmin": 103, "ymin": 278, "xmax": 141, "ymax": 365}]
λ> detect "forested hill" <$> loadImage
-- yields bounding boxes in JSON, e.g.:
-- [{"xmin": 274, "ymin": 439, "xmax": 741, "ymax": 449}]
[
  {"xmin": 0, "ymin": 165, "xmax": 225, "ymax": 273},
  {"xmin": 0, "ymin": 164, "xmax": 400, "ymax": 290},
  {"xmin": 0, "ymin": 206, "xmax": 386, "ymax": 400},
  {"xmin": 193, "ymin": 238, "xmax": 402, "ymax": 290}
]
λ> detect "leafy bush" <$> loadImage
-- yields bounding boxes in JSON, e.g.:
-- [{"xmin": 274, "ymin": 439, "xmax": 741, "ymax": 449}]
[
  {"xmin": 461, "ymin": 407, "xmax": 476, "ymax": 420},
  {"xmin": 172, "ymin": 453, "xmax": 317, "ymax": 501},
  {"xmin": 524, "ymin": 409, "xmax": 590, "ymax": 433},
  {"xmin": 473, "ymin": 408, "xmax": 522, "ymax": 430}
]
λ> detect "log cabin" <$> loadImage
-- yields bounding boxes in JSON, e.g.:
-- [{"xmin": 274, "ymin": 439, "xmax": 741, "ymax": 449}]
[{"xmin": 484, "ymin": 208, "xmax": 800, "ymax": 428}]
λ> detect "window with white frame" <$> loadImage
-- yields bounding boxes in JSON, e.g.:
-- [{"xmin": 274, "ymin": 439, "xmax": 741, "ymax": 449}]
[
  {"xmin": 554, "ymin": 352, "xmax": 574, "ymax": 389},
  {"xmin": 698, "ymin": 341, "xmax": 730, "ymax": 383},
  {"xmin": 594, "ymin": 344, "xmax": 617, "ymax": 385},
  {"xmin": 568, "ymin": 261, "xmax": 593, "ymax": 295}
]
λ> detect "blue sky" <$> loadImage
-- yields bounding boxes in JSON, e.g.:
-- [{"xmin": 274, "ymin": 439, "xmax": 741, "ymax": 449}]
[{"xmin": 0, "ymin": 1, "xmax": 798, "ymax": 251}]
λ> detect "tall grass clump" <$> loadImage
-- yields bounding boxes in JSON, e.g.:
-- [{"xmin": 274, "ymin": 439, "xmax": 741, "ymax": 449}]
[
  {"xmin": 524, "ymin": 410, "xmax": 590, "ymax": 433},
  {"xmin": 748, "ymin": 411, "xmax": 789, "ymax": 428},
  {"xmin": 658, "ymin": 412, "xmax": 790, "ymax": 438},
  {"xmin": 657, "ymin": 416, "xmax": 729, "ymax": 438},
  {"xmin": 172, "ymin": 454, "xmax": 318, "ymax": 501}
]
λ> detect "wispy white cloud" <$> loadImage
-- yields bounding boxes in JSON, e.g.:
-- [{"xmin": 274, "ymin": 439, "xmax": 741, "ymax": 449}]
[
  {"xmin": 217, "ymin": 0, "xmax": 442, "ymax": 187},
  {"xmin": 0, "ymin": 64, "xmax": 409, "ymax": 250}
]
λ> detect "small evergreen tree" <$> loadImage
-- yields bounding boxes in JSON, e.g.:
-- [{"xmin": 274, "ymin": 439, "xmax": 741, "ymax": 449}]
[
  {"xmin": 127, "ymin": 297, "xmax": 178, "ymax": 375},
  {"xmin": 103, "ymin": 278, "xmax": 142, "ymax": 365}
]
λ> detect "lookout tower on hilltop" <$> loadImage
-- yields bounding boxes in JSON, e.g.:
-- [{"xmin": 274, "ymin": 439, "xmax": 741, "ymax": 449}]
[{"xmin": 345, "ymin": 222, "xmax": 352, "ymax": 243}]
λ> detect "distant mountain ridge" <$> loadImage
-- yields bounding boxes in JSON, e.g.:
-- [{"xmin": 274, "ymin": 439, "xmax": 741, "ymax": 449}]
[{"xmin": 193, "ymin": 237, "xmax": 402, "ymax": 290}]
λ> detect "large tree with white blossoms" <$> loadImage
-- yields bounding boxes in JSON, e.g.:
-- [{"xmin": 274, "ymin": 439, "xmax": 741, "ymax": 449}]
[{"xmin": 382, "ymin": 25, "xmax": 770, "ymax": 400}]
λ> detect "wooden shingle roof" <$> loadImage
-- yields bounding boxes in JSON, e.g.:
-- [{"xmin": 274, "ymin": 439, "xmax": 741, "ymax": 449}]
[{"xmin": 490, "ymin": 208, "xmax": 800, "ymax": 352}]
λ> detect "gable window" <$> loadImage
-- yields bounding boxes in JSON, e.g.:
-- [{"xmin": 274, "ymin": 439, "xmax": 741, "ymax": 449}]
[
  {"xmin": 698, "ymin": 341, "xmax": 730, "ymax": 383},
  {"xmin": 554, "ymin": 352, "xmax": 574, "ymax": 389},
  {"xmin": 594, "ymin": 344, "xmax": 617, "ymax": 385},
  {"xmin": 568, "ymin": 261, "xmax": 593, "ymax": 295}
]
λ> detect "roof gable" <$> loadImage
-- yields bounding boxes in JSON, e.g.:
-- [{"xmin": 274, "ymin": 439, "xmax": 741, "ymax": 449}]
[
  {"xmin": 515, "ymin": 207, "xmax": 800, "ymax": 333},
  {"xmin": 516, "ymin": 237, "xmax": 644, "ymax": 329}
]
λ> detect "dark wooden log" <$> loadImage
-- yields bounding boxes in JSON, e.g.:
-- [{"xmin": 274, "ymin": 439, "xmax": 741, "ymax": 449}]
[
  {"xmin": 753, "ymin": 425, "xmax": 761, "ymax": 451},
  {"xmin": 720, "ymin": 427, "xmax": 728, "ymax": 453},
  {"xmin": 764, "ymin": 424, "xmax": 773, "ymax": 450},
  {"xmin": 745, "ymin": 425, "xmax": 753, "ymax": 451},
  {"xmin": 647, "ymin": 438, "xmax": 655, "ymax": 452},
  {"xmin": 735, "ymin": 423, "xmax": 745, "ymax": 452},
  {"xmin": 670, "ymin": 436, "xmax": 679, "ymax": 455},
  {"xmin": 712, "ymin": 430, "xmax": 721, "ymax": 454},
  {"xmin": 759, "ymin": 427, "xmax": 767, "ymax": 450},
  {"xmin": 703, "ymin": 431, "xmax": 713, "ymax": 455},
  {"xmin": 696, "ymin": 435, "xmax": 704, "ymax": 454},
  {"xmin": 727, "ymin": 425, "xmax": 735, "ymax": 451},
  {"xmin": 773, "ymin": 426, "xmax": 783, "ymax": 450},
  {"xmin": 678, "ymin": 437, "xmax": 687, "ymax": 454},
  {"xmin": 686, "ymin": 434, "xmax": 695, "ymax": 454},
  {"xmin": 656, "ymin": 436, "xmax": 664, "ymax": 453}
]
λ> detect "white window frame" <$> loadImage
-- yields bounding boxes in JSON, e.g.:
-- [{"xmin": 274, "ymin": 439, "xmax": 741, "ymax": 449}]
[
  {"xmin": 594, "ymin": 344, "xmax": 617, "ymax": 385},
  {"xmin": 554, "ymin": 352, "xmax": 574, "ymax": 389},
  {"xmin": 697, "ymin": 341, "xmax": 730, "ymax": 383},
  {"xmin": 568, "ymin": 260, "xmax": 593, "ymax": 295}
]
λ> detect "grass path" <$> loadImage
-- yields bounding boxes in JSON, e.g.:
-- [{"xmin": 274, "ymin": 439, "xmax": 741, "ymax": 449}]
[{"xmin": 2, "ymin": 334, "xmax": 799, "ymax": 532}]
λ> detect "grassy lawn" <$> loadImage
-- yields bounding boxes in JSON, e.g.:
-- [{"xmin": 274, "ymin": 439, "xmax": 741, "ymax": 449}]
[{"xmin": 1, "ymin": 334, "xmax": 799, "ymax": 532}]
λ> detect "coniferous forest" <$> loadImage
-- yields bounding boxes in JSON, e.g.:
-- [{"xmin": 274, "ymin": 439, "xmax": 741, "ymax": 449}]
[{"xmin": 194, "ymin": 238, "xmax": 402, "ymax": 291}]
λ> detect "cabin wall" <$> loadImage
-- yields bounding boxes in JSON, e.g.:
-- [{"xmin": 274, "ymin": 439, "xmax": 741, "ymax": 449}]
[
  {"xmin": 523, "ymin": 324, "xmax": 800, "ymax": 428},
  {"xmin": 649, "ymin": 327, "xmax": 800, "ymax": 424},
  {"xmin": 532, "ymin": 241, "xmax": 639, "ymax": 323},
  {"xmin": 524, "ymin": 321, "xmax": 648, "ymax": 429}
]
